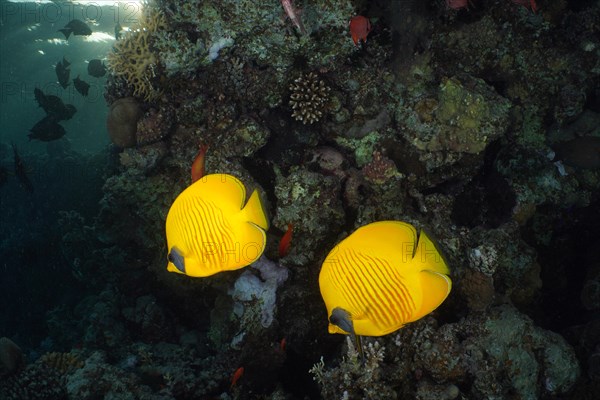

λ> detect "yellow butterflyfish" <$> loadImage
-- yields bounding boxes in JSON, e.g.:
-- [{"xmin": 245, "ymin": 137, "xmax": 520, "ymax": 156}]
[
  {"xmin": 165, "ymin": 174, "xmax": 269, "ymax": 277},
  {"xmin": 319, "ymin": 221, "xmax": 451, "ymax": 340}
]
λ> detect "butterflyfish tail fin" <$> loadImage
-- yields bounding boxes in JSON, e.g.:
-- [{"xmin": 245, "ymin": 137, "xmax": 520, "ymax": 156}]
[
  {"xmin": 412, "ymin": 229, "xmax": 450, "ymax": 276},
  {"xmin": 236, "ymin": 222, "xmax": 267, "ymax": 267},
  {"xmin": 407, "ymin": 270, "xmax": 452, "ymax": 323},
  {"xmin": 243, "ymin": 189, "xmax": 269, "ymax": 230},
  {"xmin": 405, "ymin": 229, "xmax": 451, "ymax": 323}
]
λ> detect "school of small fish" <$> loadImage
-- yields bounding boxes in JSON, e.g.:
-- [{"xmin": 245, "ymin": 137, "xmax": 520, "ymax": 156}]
[{"xmin": 8, "ymin": 17, "xmax": 112, "ymax": 192}]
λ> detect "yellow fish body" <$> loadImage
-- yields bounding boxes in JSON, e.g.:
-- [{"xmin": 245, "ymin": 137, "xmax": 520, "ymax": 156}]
[
  {"xmin": 165, "ymin": 173, "xmax": 269, "ymax": 277},
  {"xmin": 319, "ymin": 221, "xmax": 451, "ymax": 337}
]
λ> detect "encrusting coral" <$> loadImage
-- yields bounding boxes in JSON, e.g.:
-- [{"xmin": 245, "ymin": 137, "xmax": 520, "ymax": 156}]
[
  {"xmin": 0, "ymin": 337, "xmax": 25, "ymax": 377},
  {"xmin": 106, "ymin": 97, "xmax": 143, "ymax": 148}
]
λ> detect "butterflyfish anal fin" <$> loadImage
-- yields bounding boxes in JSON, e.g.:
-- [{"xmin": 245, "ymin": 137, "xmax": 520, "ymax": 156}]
[{"xmin": 407, "ymin": 270, "xmax": 452, "ymax": 323}]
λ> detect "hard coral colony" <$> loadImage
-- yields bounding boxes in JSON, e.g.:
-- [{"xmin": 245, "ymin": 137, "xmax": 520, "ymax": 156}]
[
  {"xmin": 3, "ymin": 0, "xmax": 599, "ymax": 399},
  {"xmin": 107, "ymin": 7, "xmax": 166, "ymax": 101}
]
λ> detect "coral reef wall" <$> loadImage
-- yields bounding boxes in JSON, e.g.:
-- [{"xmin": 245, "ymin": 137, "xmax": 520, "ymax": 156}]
[{"xmin": 4, "ymin": 0, "xmax": 599, "ymax": 399}]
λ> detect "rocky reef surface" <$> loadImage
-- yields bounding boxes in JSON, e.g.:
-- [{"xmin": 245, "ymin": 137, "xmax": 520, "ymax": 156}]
[{"xmin": 2, "ymin": 0, "xmax": 600, "ymax": 399}]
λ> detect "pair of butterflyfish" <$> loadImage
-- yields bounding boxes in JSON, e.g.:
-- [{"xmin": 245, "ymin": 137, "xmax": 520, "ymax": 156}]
[{"xmin": 165, "ymin": 175, "xmax": 451, "ymax": 339}]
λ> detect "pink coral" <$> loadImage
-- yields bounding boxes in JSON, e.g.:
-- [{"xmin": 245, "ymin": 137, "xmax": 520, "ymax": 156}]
[
  {"xmin": 362, "ymin": 151, "xmax": 400, "ymax": 185},
  {"xmin": 446, "ymin": 0, "xmax": 470, "ymax": 10}
]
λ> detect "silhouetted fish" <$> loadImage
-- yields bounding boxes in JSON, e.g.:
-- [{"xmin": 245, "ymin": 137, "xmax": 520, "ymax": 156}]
[
  {"xmin": 28, "ymin": 116, "xmax": 66, "ymax": 142},
  {"xmin": 11, "ymin": 143, "xmax": 33, "ymax": 193},
  {"xmin": 55, "ymin": 57, "xmax": 70, "ymax": 89},
  {"xmin": 73, "ymin": 75, "xmax": 90, "ymax": 96},
  {"xmin": 59, "ymin": 19, "xmax": 92, "ymax": 39},
  {"xmin": 34, "ymin": 88, "xmax": 76, "ymax": 121},
  {"xmin": 115, "ymin": 22, "xmax": 122, "ymax": 40},
  {"xmin": 87, "ymin": 59, "xmax": 106, "ymax": 78}
]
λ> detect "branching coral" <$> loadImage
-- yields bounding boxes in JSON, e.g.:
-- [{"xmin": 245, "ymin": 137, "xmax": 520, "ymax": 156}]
[
  {"xmin": 289, "ymin": 72, "xmax": 331, "ymax": 124},
  {"xmin": 107, "ymin": 7, "xmax": 167, "ymax": 101},
  {"xmin": 38, "ymin": 352, "xmax": 83, "ymax": 376},
  {"xmin": 309, "ymin": 337, "xmax": 396, "ymax": 399},
  {"xmin": 0, "ymin": 363, "xmax": 66, "ymax": 399}
]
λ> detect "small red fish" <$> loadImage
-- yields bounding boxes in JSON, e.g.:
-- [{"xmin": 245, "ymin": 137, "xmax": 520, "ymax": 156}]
[
  {"xmin": 280, "ymin": 337, "xmax": 287, "ymax": 352},
  {"xmin": 349, "ymin": 16, "xmax": 371, "ymax": 46},
  {"xmin": 278, "ymin": 223, "xmax": 293, "ymax": 258},
  {"xmin": 191, "ymin": 144, "xmax": 209, "ymax": 183},
  {"xmin": 445, "ymin": 0, "xmax": 470, "ymax": 10},
  {"xmin": 230, "ymin": 366, "xmax": 244, "ymax": 389}
]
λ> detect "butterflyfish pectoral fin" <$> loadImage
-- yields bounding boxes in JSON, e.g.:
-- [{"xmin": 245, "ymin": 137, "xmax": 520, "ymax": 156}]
[{"xmin": 407, "ymin": 270, "xmax": 452, "ymax": 323}]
